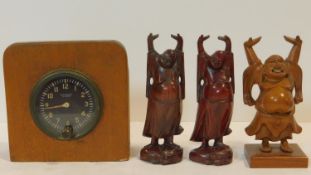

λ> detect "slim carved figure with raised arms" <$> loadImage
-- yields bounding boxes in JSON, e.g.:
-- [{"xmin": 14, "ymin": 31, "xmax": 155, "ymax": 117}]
[
  {"xmin": 190, "ymin": 35, "xmax": 234, "ymax": 165},
  {"xmin": 243, "ymin": 36, "xmax": 303, "ymax": 153},
  {"xmin": 140, "ymin": 33, "xmax": 185, "ymax": 165}
]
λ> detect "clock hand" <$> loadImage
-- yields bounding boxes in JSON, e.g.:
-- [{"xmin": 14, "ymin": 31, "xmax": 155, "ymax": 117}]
[{"xmin": 44, "ymin": 102, "xmax": 70, "ymax": 109}]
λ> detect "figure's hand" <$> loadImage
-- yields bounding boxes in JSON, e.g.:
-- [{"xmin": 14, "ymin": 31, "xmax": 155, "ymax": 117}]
[
  {"xmin": 147, "ymin": 33, "xmax": 159, "ymax": 51},
  {"xmin": 148, "ymin": 33, "xmax": 159, "ymax": 43},
  {"xmin": 197, "ymin": 35, "xmax": 209, "ymax": 53},
  {"xmin": 243, "ymin": 94, "xmax": 255, "ymax": 106},
  {"xmin": 244, "ymin": 37, "xmax": 261, "ymax": 47},
  {"xmin": 294, "ymin": 94, "xmax": 303, "ymax": 104},
  {"xmin": 198, "ymin": 35, "xmax": 210, "ymax": 45},
  {"xmin": 171, "ymin": 33, "xmax": 183, "ymax": 51},
  {"xmin": 218, "ymin": 35, "xmax": 231, "ymax": 52},
  {"xmin": 284, "ymin": 35, "xmax": 302, "ymax": 45},
  {"xmin": 218, "ymin": 35, "xmax": 230, "ymax": 42},
  {"xmin": 171, "ymin": 33, "xmax": 182, "ymax": 42}
]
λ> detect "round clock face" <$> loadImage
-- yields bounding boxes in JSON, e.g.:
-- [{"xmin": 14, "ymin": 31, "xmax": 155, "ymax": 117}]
[{"xmin": 30, "ymin": 70, "xmax": 102, "ymax": 140}]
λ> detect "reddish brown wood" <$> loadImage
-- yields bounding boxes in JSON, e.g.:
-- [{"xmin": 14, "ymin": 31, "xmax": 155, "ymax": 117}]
[
  {"xmin": 3, "ymin": 41, "xmax": 129, "ymax": 161},
  {"xmin": 244, "ymin": 144, "xmax": 308, "ymax": 168},
  {"xmin": 243, "ymin": 36, "xmax": 304, "ymax": 154},
  {"xmin": 189, "ymin": 35, "xmax": 234, "ymax": 165},
  {"xmin": 140, "ymin": 33, "xmax": 185, "ymax": 165}
]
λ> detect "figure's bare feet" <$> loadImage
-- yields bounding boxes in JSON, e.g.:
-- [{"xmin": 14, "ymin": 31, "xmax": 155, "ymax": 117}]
[
  {"xmin": 280, "ymin": 139, "xmax": 293, "ymax": 153},
  {"xmin": 260, "ymin": 139, "xmax": 272, "ymax": 153}
]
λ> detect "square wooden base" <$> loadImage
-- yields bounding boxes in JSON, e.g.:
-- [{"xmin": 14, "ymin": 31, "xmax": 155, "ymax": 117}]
[{"xmin": 244, "ymin": 144, "xmax": 308, "ymax": 168}]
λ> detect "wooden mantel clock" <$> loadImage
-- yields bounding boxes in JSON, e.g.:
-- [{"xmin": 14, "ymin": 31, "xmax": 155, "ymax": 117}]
[{"xmin": 3, "ymin": 41, "xmax": 129, "ymax": 161}]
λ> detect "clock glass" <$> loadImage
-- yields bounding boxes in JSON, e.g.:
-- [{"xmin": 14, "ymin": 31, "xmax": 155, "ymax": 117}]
[{"xmin": 30, "ymin": 70, "xmax": 102, "ymax": 140}]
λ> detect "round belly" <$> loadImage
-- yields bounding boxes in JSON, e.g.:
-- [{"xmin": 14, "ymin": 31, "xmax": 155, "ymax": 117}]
[
  {"xmin": 150, "ymin": 81, "xmax": 180, "ymax": 101},
  {"xmin": 203, "ymin": 82, "xmax": 233, "ymax": 101},
  {"xmin": 256, "ymin": 87, "xmax": 294, "ymax": 114}
]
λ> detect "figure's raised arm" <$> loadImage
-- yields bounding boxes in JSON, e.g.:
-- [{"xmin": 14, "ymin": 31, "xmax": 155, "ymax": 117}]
[
  {"xmin": 284, "ymin": 35, "xmax": 302, "ymax": 64},
  {"xmin": 146, "ymin": 55, "xmax": 151, "ymax": 98},
  {"xmin": 293, "ymin": 65, "xmax": 303, "ymax": 104},
  {"xmin": 197, "ymin": 35, "xmax": 209, "ymax": 54},
  {"xmin": 227, "ymin": 54, "xmax": 235, "ymax": 94},
  {"xmin": 147, "ymin": 33, "xmax": 159, "ymax": 52},
  {"xmin": 218, "ymin": 35, "xmax": 231, "ymax": 52},
  {"xmin": 219, "ymin": 35, "xmax": 234, "ymax": 93},
  {"xmin": 146, "ymin": 33, "xmax": 158, "ymax": 98},
  {"xmin": 171, "ymin": 34, "xmax": 183, "ymax": 51},
  {"xmin": 196, "ymin": 35, "xmax": 209, "ymax": 102},
  {"xmin": 243, "ymin": 67, "xmax": 255, "ymax": 106},
  {"xmin": 197, "ymin": 53, "xmax": 207, "ymax": 102},
  {"xmin": 179, "ymin": 53, "xmax": 185, "ymax": 100},
  {"xmin": 244, "ymin": 37, "xmax": 262, "ymax": 65}
]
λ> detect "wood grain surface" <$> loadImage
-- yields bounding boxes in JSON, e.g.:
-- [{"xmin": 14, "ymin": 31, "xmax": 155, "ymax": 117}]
[
  {"xmin": 3, "ymin": 41, "xmax": 129, "ymax": 161},
  {"xmin": 244, "ymin": 144, "xmax": 308, "ymax": 168}
]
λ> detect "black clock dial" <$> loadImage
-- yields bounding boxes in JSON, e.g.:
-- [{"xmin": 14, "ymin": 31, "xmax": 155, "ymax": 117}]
[{"xmin": 31, "ymin": 70, "xmax": 102, "ymax": 140}]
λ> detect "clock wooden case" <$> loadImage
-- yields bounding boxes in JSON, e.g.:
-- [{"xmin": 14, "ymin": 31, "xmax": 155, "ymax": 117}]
[{"xmin": 3, "ymin": 41, "xmax": 129, "ymax": 161}]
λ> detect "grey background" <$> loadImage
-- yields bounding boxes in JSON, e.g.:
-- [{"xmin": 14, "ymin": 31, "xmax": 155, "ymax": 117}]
[{"xmin": 0, "ymin": 0, "xmax": 310, "ymax": 122}]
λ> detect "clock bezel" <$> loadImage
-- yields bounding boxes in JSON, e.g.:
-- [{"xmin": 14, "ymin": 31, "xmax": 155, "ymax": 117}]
[{"xmin": 30, "ymin": 69, "xmax": 103, "ymax": 141}]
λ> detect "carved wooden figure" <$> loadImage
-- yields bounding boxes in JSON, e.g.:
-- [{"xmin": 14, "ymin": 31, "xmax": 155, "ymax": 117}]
[
  {"xmin": 243, "ymin": 36, "xmax": 303, "ymax": 153},
  {"xmin": 140, "ymin": 33, "xmax": 185, "ymax": 165},
  {"xmin": 190, "ymin": 35, "xmax": 234, "ymax": 165}
]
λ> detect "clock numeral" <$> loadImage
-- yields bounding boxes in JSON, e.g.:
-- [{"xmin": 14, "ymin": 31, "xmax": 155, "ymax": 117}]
[
  {"xmin": 44, "ymin": 103, "xmax": 49, "ymax": 107},
  {"xmin": 54, "ymin": 87, "xmax": 59, "ymax": 93},
  {"xmin": 84, "ymin": 101, "xmax": 89, "ymax": 107},
  {"xmin": 47, "ymin": 93, "xmax": 53, "ymax": 99},
  {"xmin": 81, "ymin": 92, "xmax": 86, "ymax": 98},
  {"xmin": 62, "ymin": 83, "xmax": 69, "ymax": 90},
  {"xmin": 81, "ymin": 111, "xmax": 86, "ymax": 117}
]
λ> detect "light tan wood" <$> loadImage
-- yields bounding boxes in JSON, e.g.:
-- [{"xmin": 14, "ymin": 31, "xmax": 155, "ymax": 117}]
[
  {"xmin": 243, "ymin": 36, "xmax": 303, "ymax": 153},
  {"xmin": 3, "ymin": 41, "xmax": 129, "ymax": 161},
  {"xmin": 244, "ymin": 144, "xmax": 308, "ymax": 168}
]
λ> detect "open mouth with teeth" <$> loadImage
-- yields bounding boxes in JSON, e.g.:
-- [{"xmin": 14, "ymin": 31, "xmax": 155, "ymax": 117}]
[
  {"xmin": 265, "ymin": 66, "xmax": 287, "ymax": 81},
  {"xmin": 272, "ymin": 67, "xmax": 284, "ymax": 73}
]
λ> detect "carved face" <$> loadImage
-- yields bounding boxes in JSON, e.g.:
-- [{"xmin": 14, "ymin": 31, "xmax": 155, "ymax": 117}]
[
  {"xmin": 263, "ymin": 55, "xmax": 288, "ymax": 81},
  {"xmin": 209, "ymin": 51, "xmax": 225, "ymax": 69},
  {"xmin": 159, "ymin": 49, "xmax": 176, "ymax": 68}
]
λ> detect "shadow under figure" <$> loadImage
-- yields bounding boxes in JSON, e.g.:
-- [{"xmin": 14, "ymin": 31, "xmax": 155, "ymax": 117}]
[
  {"xmin": 190, "ymin": 35, "xmax": 234, "ymax": 166},
  {"xmin": 140, "ymin": 33, "xmax": 185, "ymax": 165},
  {"xmin": 243, "ymin": 36, "xmax": 303, "ymax": 153}
]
